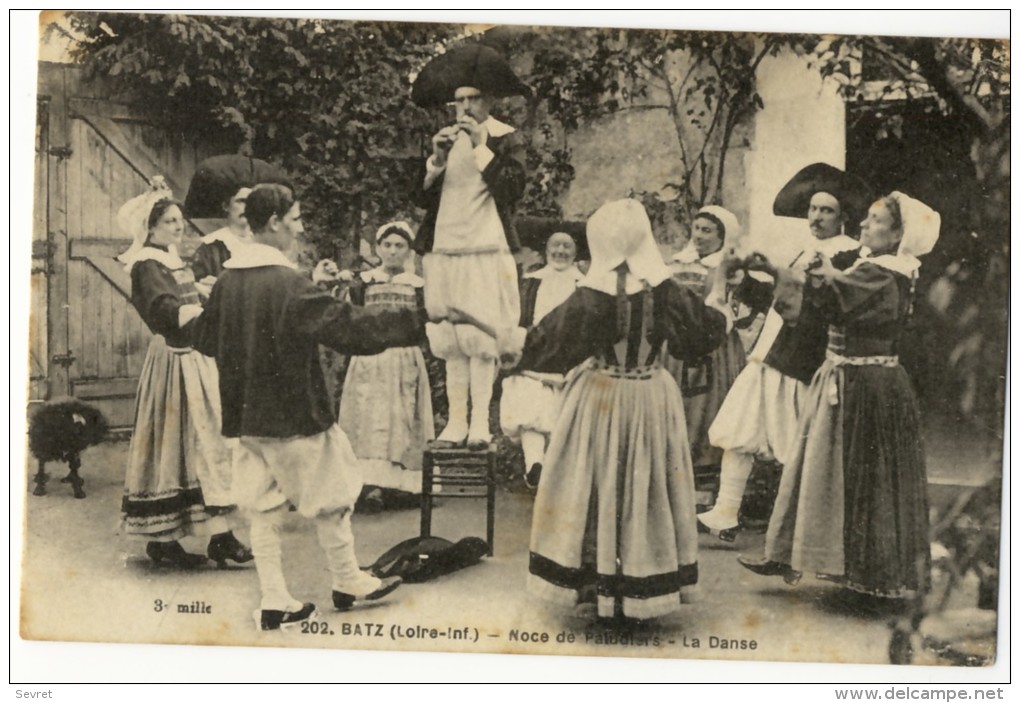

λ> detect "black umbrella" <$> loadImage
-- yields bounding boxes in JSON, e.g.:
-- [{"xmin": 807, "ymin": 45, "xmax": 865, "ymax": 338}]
[
  {"xmin": 772, "ymin": 162, "xmax": 874, "ymax": 233},
  {"xmin": 184, "ymin": 154, "xmax": 291, "ymax": 219},
  {"xmin": 516, "ymin": 215, "xmax": 589, "ymax": 261},
  {"xmin": 411, "ymin": 44, "xmax": 531, "ymax": 107}
]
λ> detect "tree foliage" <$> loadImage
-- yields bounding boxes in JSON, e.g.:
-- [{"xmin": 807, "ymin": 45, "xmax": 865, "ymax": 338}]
[
  {"xmin": 57, "ymin": 14, "xmax": 1009, "ymax": 435},
  {"xmin": 496, "ymin": 27, "xmax": 786, "ymax": 239},
  {"xmin": 63, "ymin": 12, "xmax": 461, "ymax": 261}
]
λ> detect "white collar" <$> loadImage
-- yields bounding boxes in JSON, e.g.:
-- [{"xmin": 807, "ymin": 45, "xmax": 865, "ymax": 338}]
[
  {"xmin": 121, "ymin": 245, "xmax": 184, "ymax": 273},
  {"xmin": 810, "ymin": 234, "xmax": 859, "ymax": 258},
  {"xmin": 700, "ymin": 249, "xmax": 725, "ymax": 268},
  {"xmin": 484, "ymin": 117, "xmax": 515, "ymax": 138},
  {"xmin": 525, "ymin": 264, "xmax": 583, "ymax": 281},
  {"xmin": 849, "ymin": 247, "xmax": 919, "ymax": 278},
  {"xmin": 671, "ymin": 242, "xmax": 723, "ymax": 268},
  {"xmin": 359, "ymin": 267, "xmax": 424, "ymax": 288},
  {"xmin": 671, "ymin": 242, "xmax": 699, "ymax": 265},
  {"xmin": 221, "ymin": 242, "xmax": 298, "ymax": 270},
  {"xmin": 201, "ymin": 226, "xmax": 252, "ymax": 255}
]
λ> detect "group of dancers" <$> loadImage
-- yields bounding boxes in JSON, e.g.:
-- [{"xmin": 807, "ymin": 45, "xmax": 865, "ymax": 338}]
[{"xmin": 114, "ymin": 45, "xmax": 940, "ymax": 629}]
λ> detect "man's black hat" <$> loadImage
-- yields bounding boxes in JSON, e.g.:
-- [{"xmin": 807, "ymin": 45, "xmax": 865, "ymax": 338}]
[
  {"xmin": 411, "ymin": 44, "xmax": 531, "ymax": 107},
  {"xmin": 772, "ymin": 162, "xmax": 874, "ymax": 233},
  {"xmin": 184, "ymin": 154, "xmax": 291, "ymax": 220}
]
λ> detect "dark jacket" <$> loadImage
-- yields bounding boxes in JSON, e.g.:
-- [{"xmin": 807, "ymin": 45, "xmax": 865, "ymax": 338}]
[
  {"xmin": 191, "ymin": 265, "xmax": 424, "ymax": 439},
  {"xmin": 411, "ymin": 131, "xmax": 526, "ymax": 255},
  {"xmin": 130, "ymin": 258, "xmax": 200, "ymax": 349},
  {"xmin": 515, "ymin": 282, "xmax": 728, "ymax": 376},
  {"xmin": 190, "ymin": 239, "xmax": 231, "ymax": 282},
  {"xmin": 735, "ymin": 247, "xmax": 861, "ymax": 384},
  {"xmin": 517, "ymin": 276, "xmax": 543, "ymax": 327}
]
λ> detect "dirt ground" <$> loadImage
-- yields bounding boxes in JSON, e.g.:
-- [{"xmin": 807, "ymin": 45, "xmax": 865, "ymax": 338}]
[{"xmin": 16, "ymin": 420, "xmax": 1002, "ymax": 674}]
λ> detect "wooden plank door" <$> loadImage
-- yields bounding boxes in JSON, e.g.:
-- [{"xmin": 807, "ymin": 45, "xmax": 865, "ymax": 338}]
[
  {"xmin": 29, "ymin": 95, "xmax": 51, "ymax": 406},
  {"xmin": 37, "ymin": 63, "xmax": 222, "ymax": 431}
]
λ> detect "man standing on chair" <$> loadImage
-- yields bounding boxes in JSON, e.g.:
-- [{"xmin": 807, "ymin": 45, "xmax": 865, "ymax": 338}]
[
  {"xmin": 411, "ymin": 45, "xmax": 529, "ymax": 450},
  {"xmin": 697, "ymin": 163, "xmax": 870, "ymax": 541}
]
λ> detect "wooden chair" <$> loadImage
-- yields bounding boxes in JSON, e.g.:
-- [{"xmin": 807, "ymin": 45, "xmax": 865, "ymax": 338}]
[{"xmin": 420, "ymin": 441, "xmax": 497, "ymax": 556}]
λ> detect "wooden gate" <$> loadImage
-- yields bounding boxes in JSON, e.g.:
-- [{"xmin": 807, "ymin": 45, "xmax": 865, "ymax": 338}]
[{"xmin": 33, "ymin": 63, "xmax": 229, "ymax": 430}]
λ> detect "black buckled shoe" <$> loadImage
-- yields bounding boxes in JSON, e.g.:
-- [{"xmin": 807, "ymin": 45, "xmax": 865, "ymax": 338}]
[
  {"xmin": 737, "ymin": 555, "xmax": 802, "ymax": 584},
  {"xmin": 525, "ymin": 463, "xmax": 543, "ymax": 490},
  {"xmin": 333, "ymin": 576, "xmax": 403, "ymax": 611},
  {"xmin": 258, "ymin": 602, "xmax": 317, "ymax": 631},
  {"xmin": 207, "ymin": 532, "xmax": 254, "ymax": 568},
  {"xmin": 146, "ymin": 541, "xmax": 208, "ymax": 569},
  {"xmin": 357, "ymin": 488, "xmax": 385, "ymax": 515},
  {"xmin": 696, "ymin": 519, "xmax": 738, "ymax": 543}
]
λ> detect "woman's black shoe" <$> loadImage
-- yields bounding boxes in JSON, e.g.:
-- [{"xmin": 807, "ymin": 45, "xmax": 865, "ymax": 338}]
[
  {"xmin": 258, "ymin": 602, "xmax": 317, "ymax": 631},
  {"xmin": 737, "ymin": 555, "xmax": 802, "ymax": 584},
  {"xmin": 207, "ymin": 531, "xmax": 254, "ymax": 568},
  {"xmin": 146, "ymin": 540, "xmax": 207, "ymax": 570}
]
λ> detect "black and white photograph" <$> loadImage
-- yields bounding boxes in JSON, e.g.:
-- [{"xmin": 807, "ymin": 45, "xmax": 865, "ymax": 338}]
[{"xmin": 11, "ymin": 9, "xmax": 1011, "ymax": 687}]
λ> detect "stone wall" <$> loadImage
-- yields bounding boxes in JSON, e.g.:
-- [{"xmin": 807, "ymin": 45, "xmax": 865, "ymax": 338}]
[{"xmin": 547, "ymin": 46, "xmax": 844, "ymax": 260}]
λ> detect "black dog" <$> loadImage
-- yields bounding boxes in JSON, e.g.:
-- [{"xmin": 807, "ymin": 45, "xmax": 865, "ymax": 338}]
[{"xmin": 28, "ymin": 398, "xmax": 108, "ymax": 498}]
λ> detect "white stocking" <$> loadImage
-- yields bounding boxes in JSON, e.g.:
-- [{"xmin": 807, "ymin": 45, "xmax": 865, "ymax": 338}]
[
  {"xmin": 438, "ymin": 356, "xmax": 469, "ymax": 442},
  {"xmin": 248, "ymin": 506, "xmax": 302, "ymax": 612},
  {"xmin": 313, "ymin": 511, "xmax": 381, "ymax": 596},
  {"xmin": 697, "ymin": 450, "xmax": 754, "ymax": 531},
  {"xmin": 468, "ymin": 356, "xmax": 496, "ymax": 444},
  {"xmin": 521, "ymin": 431, "xmax": 547, "ymax": 470}
]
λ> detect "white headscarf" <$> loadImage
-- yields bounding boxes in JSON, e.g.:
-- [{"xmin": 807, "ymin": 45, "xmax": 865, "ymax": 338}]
[
  {"xmin": 580, "ymin": 199, "xmax": 672, "ymax": 295},
  {"xmin": 116, "ymin": 177, "xmax": 184, "ymax": 272},
  {"xmin": 673, "ymin": 205, "xmax": 741, "ymax": 266},
  {"xmin": 697, "ymin": 205, "xmax": 741, "ymax": 243},
  {"xmin": 891, "ymin": 191, "xmax": 940, "ymax": 265},
  {"xmin": 858, "ymin": 191, "xmax": 941, "ymax": 278}
]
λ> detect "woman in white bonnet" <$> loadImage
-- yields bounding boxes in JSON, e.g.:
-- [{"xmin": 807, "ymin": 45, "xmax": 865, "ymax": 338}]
[
  {"xmin": 739, "ymin": 192, "xmax": 939, "ymax": 608},
  {"xmin": 331, "ymin": 221, "xmax": 435, "ymax": 513},
  {"xmin": 664, "ymin": 206, "xmax": 759, "ymax": 513},
  {"xmin": 117, "ymin": 177, "xmax": 251, "ymax": 569},
  {"xmin": 494, "ymin": 199, "xmax": 731, "ymax": 621}
]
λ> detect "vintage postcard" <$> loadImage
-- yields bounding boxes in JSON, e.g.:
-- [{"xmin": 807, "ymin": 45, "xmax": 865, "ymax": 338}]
[{"xmin": 13, "ymin": 10, "xmax": 1010, "ymax": 683}]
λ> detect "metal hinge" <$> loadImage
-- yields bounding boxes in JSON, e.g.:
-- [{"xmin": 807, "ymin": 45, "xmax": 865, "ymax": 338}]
[
  {"xmin": 48, "ymin": 145, "xmax": 73, "ymax": 159},
  {"xmin": 51, "ymin": 352, "xmax": 76, "ymax": 368}
]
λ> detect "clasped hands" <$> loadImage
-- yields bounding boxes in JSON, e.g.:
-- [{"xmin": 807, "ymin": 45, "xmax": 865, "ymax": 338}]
[
  {"xmin": 443, "ymin": 307, "xmax": 522, "ymax": 369},
  {"xmin": 718, "ymin": 248, "xmax": 834, "ymax": 282},
  {"xmin": 312, "ymin": 259, "xmax": 354, "ymax": 285}
]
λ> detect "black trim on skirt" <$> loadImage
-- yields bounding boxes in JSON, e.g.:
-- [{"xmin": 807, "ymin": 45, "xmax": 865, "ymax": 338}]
[
  {"xmin": 530, "ymin": 552, "xmax": 698, "ymax": 600},
  {"xmin": 121, "ymin": 487, "xmax": 207, "ymax": 518}
]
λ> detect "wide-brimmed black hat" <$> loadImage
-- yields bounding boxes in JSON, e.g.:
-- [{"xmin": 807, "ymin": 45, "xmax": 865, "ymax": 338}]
[
  {"xmin": 184, "ymin": 154, "xmax": 291, "ymax": 219},
  {"xmin": 772, "ymin": 163, "xmax": 874, "ymax": 232},
  {"xmin": 411, "ymin": 44, "xmax": 531, "ymax": 107},
  {"xmin": 516, "ymin": 215, "xmax": 589, "ymax": 261}
]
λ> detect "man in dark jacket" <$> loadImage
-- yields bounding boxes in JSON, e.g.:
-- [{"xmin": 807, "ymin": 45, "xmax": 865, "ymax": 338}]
[
  {"xmin": 697, "ymin": 164, "xmax": 867, "ymax": 542},
  {"xmin": 192, "ymin": 184, "xmax": 422, "ymax": 630}
]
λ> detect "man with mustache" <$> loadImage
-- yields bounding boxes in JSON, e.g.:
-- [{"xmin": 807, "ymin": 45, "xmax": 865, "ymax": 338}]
[{"xmin": 697, "ymin": 163, "xmax": 869, "ymax": 542}]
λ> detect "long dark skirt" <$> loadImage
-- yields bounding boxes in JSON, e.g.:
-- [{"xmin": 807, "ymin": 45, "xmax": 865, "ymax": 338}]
[{"xmin": 766, "ymin": 361, "xmax": 931, "ymax": 598}]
